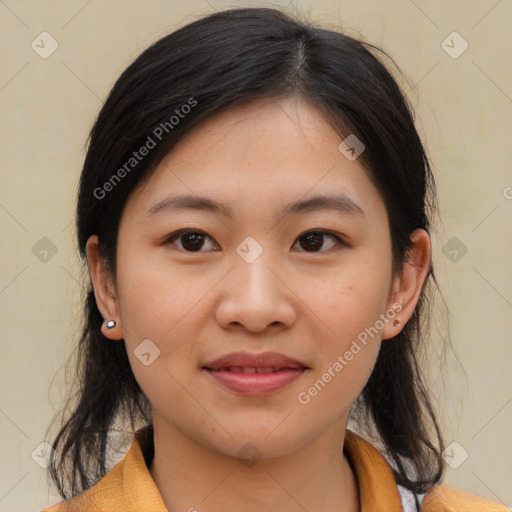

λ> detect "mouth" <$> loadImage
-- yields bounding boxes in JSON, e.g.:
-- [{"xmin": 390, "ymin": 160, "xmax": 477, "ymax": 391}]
[
  {"xmin": 202, "ymin": 351, "xmax": 309, "ymax": 396},
  {"xmin": 205, "ymin": 366, "xmax": 305, "ymax": 373}
]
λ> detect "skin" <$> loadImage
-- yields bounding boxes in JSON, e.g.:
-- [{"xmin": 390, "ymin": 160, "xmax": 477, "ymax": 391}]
[{"xmin": 87, "ymin": 96, "xmax": 431, "ymax": 512}]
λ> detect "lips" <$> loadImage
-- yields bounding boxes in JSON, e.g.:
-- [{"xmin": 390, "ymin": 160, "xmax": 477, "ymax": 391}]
[
  {"xmin": 212, "ymin": 367, "xmax": 288, "ymax": 373},
  {"xmin": 202, "ymin": 351, "xmax": 309, "ymax": 396},
  {"xmin": 202, "ymin": 351, "xmax": 308, "ymax": 372}
]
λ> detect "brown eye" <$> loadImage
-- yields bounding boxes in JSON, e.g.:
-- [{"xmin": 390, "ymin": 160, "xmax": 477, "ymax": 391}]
[
  {"xmin": 165, "ymin": 229, "xmax": 218, "ymax": 252},
  {"xmin": 294, "ymin": 230, "xmax": 344, "ymax": 252},
  {"xmin": 164, "ymin": 229, "xmax": 344, "ymax": 253}
]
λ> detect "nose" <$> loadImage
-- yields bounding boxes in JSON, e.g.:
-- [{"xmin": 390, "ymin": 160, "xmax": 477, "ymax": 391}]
[{"xmin": 214, "ymin": 245, "xmax": 297, "ymax": 333}]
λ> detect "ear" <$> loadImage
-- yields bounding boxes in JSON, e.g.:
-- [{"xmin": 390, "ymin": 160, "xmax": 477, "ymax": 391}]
[
  {"xmin": 86, "ymin": 234, "xmax": 124, "ymax": 340},
  {"xmin": 381, "ymin": 228, "xmax": 431, "ymax": 340}
]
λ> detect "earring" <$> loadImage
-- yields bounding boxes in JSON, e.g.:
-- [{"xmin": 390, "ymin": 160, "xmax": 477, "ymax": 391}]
[
  {"xmin": 105, "ymin": 319, "xmax": 116, "ymax": 329},
  {"xmin": 393, "ymin": 319, "xmax": 401, "ymax": 327}
]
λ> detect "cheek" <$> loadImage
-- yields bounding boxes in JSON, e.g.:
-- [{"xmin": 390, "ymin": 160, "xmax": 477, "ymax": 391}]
[
  {"xmin": 115, "ymin": 247, "xmax": 220, "ymax": 392},
  {"xmin": 294, "ymin": 254, "xmax": 390, "ymax": 389},
  {"xmin": 300, "ymin": 256, "xmax": 392, "ymax": 339},
  {"xmin": 295, "ymin": 279, "xmax": 385, "ymax": 414},
  {"xmin": 115, "ymin": 243, "xmax": 206, "ymax": 340}
]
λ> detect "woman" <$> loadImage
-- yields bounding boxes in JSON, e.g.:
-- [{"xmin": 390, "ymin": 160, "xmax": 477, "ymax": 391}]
[{"xmin": 42, "ymin": 7, "xmax": 507, "ymax": 512}]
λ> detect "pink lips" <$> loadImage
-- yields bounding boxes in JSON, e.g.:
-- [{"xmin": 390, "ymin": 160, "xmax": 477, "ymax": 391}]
[{"xmin": 202, "ymin": 351, "xmax": 308, "ymax": 396}]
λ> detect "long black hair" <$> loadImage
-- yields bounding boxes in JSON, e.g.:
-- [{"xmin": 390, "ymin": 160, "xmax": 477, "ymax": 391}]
[{"xmin": 47, "ymin": 6, "xmax": 445, "ymax": 504}]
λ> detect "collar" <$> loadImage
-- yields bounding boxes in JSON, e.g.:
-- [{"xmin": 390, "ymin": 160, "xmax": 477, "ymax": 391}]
[
  {"xmin": 343, "ymin": 429, "xmax": 404, "ymax": 512},
  {"xmin": 45, "ymin": 427, "xmax": 405, "ymax": 511},
  {"xmin": 124, "ymin": 427, "xmax": 404, "ymax": 512}
]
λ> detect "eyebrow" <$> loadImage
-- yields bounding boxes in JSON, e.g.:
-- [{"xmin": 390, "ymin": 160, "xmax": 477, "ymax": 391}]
[{"xmin": 146, "ymin": 193, "xmax": 364, "ymax": 219}]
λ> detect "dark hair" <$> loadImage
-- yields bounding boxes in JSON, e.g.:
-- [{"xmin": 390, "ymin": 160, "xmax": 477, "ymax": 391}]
[{"xmin": 47, "ymin": 6, "xmax": 445, "ymax": 506}]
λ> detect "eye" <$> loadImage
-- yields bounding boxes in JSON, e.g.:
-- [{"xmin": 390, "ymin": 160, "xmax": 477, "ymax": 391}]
[
  {"xmin": 293, "ymin": 230, "xmax": 345, "ymax": 253},
  {"xmin": 164, "ymin": 229, "xmax": 219, "ymax": 252},
  {"xmin": 163, "ymin": 228, "xmax": 345, "ymax": 254}
]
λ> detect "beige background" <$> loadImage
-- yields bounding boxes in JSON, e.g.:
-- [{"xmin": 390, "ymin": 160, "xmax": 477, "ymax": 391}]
[{"xmin": 0, "ymin": 1, "xmax": 511, "ymax": 511}]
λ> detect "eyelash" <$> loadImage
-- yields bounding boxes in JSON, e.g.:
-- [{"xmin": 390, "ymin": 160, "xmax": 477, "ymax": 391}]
[{"xmin": 163, "ymin": 228, "xmax": 347, "ymax": 253}]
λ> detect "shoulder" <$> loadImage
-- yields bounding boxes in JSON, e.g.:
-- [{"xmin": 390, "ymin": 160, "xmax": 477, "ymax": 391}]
[
  {"xmin": 39, "ymin": 456, "xmax": 128, "ymax": 511},
  {"xmin": 39, "ymin": 428, "xmax": 166, "ymax": 512},
  {"xmin": 421, "ymin": 484, "xmax": 509, "ymax": 512}
]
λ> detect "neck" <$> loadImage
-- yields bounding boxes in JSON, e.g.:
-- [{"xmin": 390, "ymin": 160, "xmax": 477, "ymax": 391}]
[{"xmin": 148, "ymin": 415, "xmax": 360, "ymax": 512}]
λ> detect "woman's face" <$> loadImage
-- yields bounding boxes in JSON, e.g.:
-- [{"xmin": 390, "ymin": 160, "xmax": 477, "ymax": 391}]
[{"xmin": 91, "ymin": 97, "xmax": 411, "ymax": 459}]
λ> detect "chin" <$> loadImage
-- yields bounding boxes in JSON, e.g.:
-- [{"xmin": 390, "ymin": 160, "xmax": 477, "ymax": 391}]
[{"xmin": 200, "ymin": 426, "xmax": 309, "ymax": 462}]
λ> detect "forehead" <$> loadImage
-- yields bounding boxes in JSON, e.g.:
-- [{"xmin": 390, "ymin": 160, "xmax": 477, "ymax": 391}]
[{"xmin": 123, "ymin": 97, "xmax": 387, "ymax": 225}]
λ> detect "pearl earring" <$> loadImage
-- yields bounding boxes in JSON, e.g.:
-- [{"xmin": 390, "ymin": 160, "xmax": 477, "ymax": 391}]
[
  {"xmin": 105, "ymin": 319, "xmax": 116, "ymax": 329},
  {"xmin": 393, "ymin": 319, "xmax": 401, "ymax": 327}
]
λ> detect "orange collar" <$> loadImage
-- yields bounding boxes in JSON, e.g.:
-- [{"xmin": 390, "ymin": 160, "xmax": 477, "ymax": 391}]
[
  {"xmin": 44, "ymin": 428, "xmax": 405, "ymax": 512},
  {"xmin": 343, "ymin": 429, "xmax": 404, "ymax": 512}
]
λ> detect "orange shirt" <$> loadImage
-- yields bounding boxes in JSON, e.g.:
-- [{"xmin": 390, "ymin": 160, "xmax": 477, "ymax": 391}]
[{"xmin": 41, "ymin": 429, "xmax": 508, "ymax": 512}]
